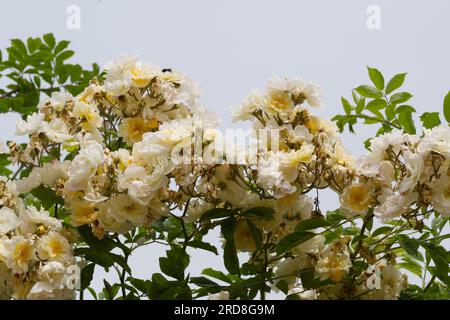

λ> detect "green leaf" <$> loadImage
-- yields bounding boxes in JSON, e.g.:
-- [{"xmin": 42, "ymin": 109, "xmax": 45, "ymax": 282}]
[
  {"xmin": 108, "ymin": 252, "xmax": 131, "ymax": 274},
  {"xmin": 0, "ymin": 154, "xmax": 12, "ymax": 176},
  {"xmin": 341, "ymin": 97, "xmax": 352, "ymax": 115},
  {"xmin": 159, "ymin": 257, "xmax": 183, "ymax": 280},
  {"xmin": 200, "ymin": 208, "xmax": 234, "ymax": 221},
  {"xmin": 30, "ymin": 185, "xmax": 64, "ymax": 209},
  {"xmin": 246, "ymin": 219, "xmax": 262, "ymax": 249},
  {"xmin": 102, "ymin": 280, "xmax": 116, "ymax": 300},
  {"xmin": 390, "ymin": 92, "xmax": 413, "ymax": 104},
  {"xmin": 300, "ymin": 267, "xmax": 334, "ymax": 289},
  {"xmin": 221, "ymin": 217, "xmax": 240, "ymax": 275},
  {"xmin": 242, "ymin": 207, "xmax": 274, "ymax": 220},
  {"xmin": 11, "ymin": 39, "xmax": 28, "ymax": 57},
  {"xmin": 80, "ymin": 263, "xmax": 95, "ymax": 291},
  {"xmin": 77, "ymin": 225, "xmax": 130, "ymax": 254},
  {"xmin": 355, "ymin": 97, "xmax": 365, "ymax": 114},
  {"xmin": 385, "ymin": 103, "xmax": 396, "ymax": 120},
  {"xmin": 326, "ymin": 210, "xmax": 347, "ymax": 225},
  {"xmin": 371, "ymin": 226, "xmax": 393, "ymax": 238},
  {"xmin": 275, "ymin": 280, "xmax": 289, "ymax": 294},
  {"xmin": 128, "ymin": 277, "xmax": 151, "ymax": 295},
  {"xmin": 276, "ymin": 231, "xmax": 315, "ymax": 254},
  {"xmin": 74, "ymin": 248, "xmax": 114, "ymax": 270},
  {"xmin": 190, "ymin": 276, "xmax": 220, "ymax": 288},
  {"xmin": 395, "ymin": 105, "xmax": 416, "ymax": 114},
  {"xmin": 26, "ymin": 37, "xmax": 43, "ymax": 53},
  {"xmin": 398, "ymin": 261, "xmax": 422, "ymax": 278},
  {"xmin": 367, "ymin": 66, "xmax": 384, "ymax": 90},
  {"xmin": 56, "ymin": 50, "xmax": 75, "ymax": 64},
  {"xmin": 422, "ymin": 243, "xmax": 449, "ymax": 276},
  {"xmin": 420, "ymin": 112, "xmax": 441, "ymax": 129},
  {"xmin": 159, "ymin": 247, "xmax": 190, "ymax": 281},
  {"xmin": 294, "ymin": 218, "xmax": 331, "ymax": 232},
  {"xmin": 366, "ymin": 99, "xmax": 387, "ymax": 116},
  {"xmin": 398, "ymin": 235, "xmax": 419, "ymax": 256},
  {"xmin": 386, "ymin": 73, "xmax": 407, "ymax": 94},
  {"xmin": 443, "ymin": 91, "xmax": 450, "ymax": 123},
  {"xmin": 355, "ymin": 85, "xmax": 382, "ymax": 98},
  {"xmin": 43, "ymin": 33, "xmax": 56, "ymax": 49},
  {"xmin": 398, "ymin": 111, "xmax": 416, "ymax": 134},
  {"xmin": 54, "ymin": 40, "xmax": 70, "ymax": 55},
  {"xmin": 187, "ymin": 240, "xmax": 218, "ymax": 255},
  {"xmin": 201, "ymin": 268, "xmax": 233, "ymax": 284}
]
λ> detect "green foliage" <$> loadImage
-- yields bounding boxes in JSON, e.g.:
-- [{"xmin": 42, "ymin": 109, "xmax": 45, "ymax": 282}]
[
  {"xmin": 332, "ymin": 67, "xmax": 416, "ymax": 141},
  {"xmin": 333, "ymin": 66, "xmax": 450, "ymax": 153},
  {"xmin": 0, "ymin": 33, "xmax": 101, "ymax": 116},
  {"xmin": 221, "ymin": 217, "xmax": 241, "ymax": 275},
  {"xmin": 30, "ymin": 185, "xmax": 64, "ymax": 209},
  {"xmin": 443, "ymin": 91, "xmax": 450, "ymax": 123},
  {"xmin": 276, "ymin": 231, "xmax": 315, "ymax": 254},
  {"xmin": 159, "ymin": 247, "xmax": 190, "ymax": 281},
  {"xmin": 420, "ymin": 112, "xmax": 441, "ymax": 129}
]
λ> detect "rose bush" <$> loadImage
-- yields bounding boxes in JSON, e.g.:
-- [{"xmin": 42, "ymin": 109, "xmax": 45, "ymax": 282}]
[{"xmin": 0, "ymin": 34, "xmax": 449, "ymax": 300}]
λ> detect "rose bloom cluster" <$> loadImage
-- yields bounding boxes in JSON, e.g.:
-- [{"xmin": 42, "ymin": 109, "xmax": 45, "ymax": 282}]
[
  {"xmin": 272, "ymin": 235, "xmax": 407, "ymax": 300},
  {"xmin": 0, "ymin": 177, "xmax": 78, "ymax": 299},
  {"xmin": 217, "ymin": 77, "xmax": 355, "ymax": 242},
  {"xmin": 11, "ymin": 56, "xmax": 222, "ymax": 238},
  {"xmin": 2, "ymin": 55, "xmax": 446, "ymax": 300},
  {"xmin": 341, "ymin": 126, "xmax": 450, "ymax": 221}
]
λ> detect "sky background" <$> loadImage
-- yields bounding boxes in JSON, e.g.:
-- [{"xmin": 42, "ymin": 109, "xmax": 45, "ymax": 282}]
[{"xmin": 1, "ymin": 0, "xmax": 449, "ymax": 299}]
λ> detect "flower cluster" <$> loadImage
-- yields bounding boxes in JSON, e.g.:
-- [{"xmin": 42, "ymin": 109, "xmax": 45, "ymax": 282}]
[
  {"xmin": 274, "ymin": 235, "xmax": 407, "ymax": 300},
  {"xmin": 208, "ymin": 77, "xmax": 356, "ymax": 240},
  {"xmin": 2, "ymin": 55, "xmax": 448, "ymax": 300},
  {"xmin": 11, "ymin": 56, "xmax": 221, "ymax": 238},
  {"xmin": 0, "ymin": 178, "xmax": 78, "ymax": 300},
  {"xmin": 341, "ymin": 126, "xmax": 450, "ymax": 221}
]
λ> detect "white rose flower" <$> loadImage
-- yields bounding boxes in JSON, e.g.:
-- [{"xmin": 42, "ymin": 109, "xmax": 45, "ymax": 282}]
[
  {"xmin": 117, "ymin": 165, "xmax": 159, "ymax": 206},
  {"xmin": 39, "ymin": 91, "xmax": 73, "ymax": 111},
  {"xmin": 38, "ymin": 231, "xmax": 73, "ymax": 263},
  {"xmin": 72, "ymin": 100, "xmax": 102, "ymax": 130},
  {"xmin": 98, "ymin": 194, "xmax": 147, "ymax": 233},
  {"xmin": 211, "ymin": 165, "xmax": 248, "ymax": 206},
  {"xmin": 15, "ymin": 113, "xmax": 43, "ymax": 136},
  {"xmin": 104, "ymin": 55, "xmax": 161, "ymax": 95},
  {"xmin": 315, "ymin": 239, "xmax": 351, "ymax": 282},
  {"xmin": 232, "ymin": 91, "xmax": 264, "ymax": 122},
  {"xmin": 15, "ymin": 161, "xmax": 70, "ymax": 193},
  {"xmin": 257, "ymin": 154, "xmax": 297, "ymax": 199},
  {"xmin": 66, "ymin": 140, "xmax": 105, "ymax": 191},
  {"xmin": 14, "ymin": 169, "xmax": 42, "ymax": 194},
  {"xmin": 370, "ymin": 129, "xmax": 407, "ymax": 160},
  {"xmin": 18, "ymin": 205, "xmax": 62, "ymax": 235},
  {"xmin": 374, "ymin": 189, "xmax": 417, "ymax": 221},
  {"xmin": 356, "ymin": 155, "xmax": 380, "ymax": 177},
  {"xmin": 0, "ymin": 236, "xmax": 35, "ymax": 274},
  {"xmin": 431, "ymin": 172, "xmax": 450, "ymax": 216},
  {"xmin": 399, "ymin": 151, "xmax": 423, "ymax": 193},
  {"xmin": 42, "ymin": 118, "xmax": 72, "ymax": 143},
  {"xmin": 290, "ymin": 125, "xmax": 314, "ymax": 143},
  {"xmin": 418, "ymin": 125, "xmax": 450, "ymax": 157},
  {"xmin": 27, "ymin": 262, "xmax": 76, "ymax": 300},
  {"xmin": 0, "ymin": 207, "xmax": 18, "ymax": 235},
  {"xmin": 303, "ymin": 81, "xmax": 323, "ymax": 108}
]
